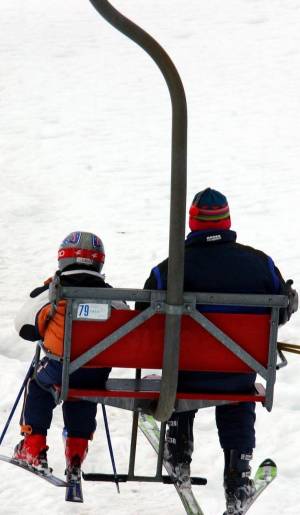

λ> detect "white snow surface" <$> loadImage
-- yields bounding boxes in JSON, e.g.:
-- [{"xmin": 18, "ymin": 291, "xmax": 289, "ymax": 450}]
[{"xmin": 1, "ymin": 1, "xmax": 300, "ymax": 514}]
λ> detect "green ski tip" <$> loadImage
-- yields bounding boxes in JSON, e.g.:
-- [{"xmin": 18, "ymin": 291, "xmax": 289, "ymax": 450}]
[{"xmin": 255, "ymin": 458, "xmax": 277, "ymax": 481}]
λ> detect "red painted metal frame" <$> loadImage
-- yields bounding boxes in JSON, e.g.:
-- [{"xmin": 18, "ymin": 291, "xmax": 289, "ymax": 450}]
[
  {"xmin": 56, "ymin": 310, "xmax": 271, "ymax": 405},
  {"xmin": 70, "ymin": 310, "xmax": 270, "ymax": 373},
  {"xmin": 63, "ymin": 384, "xmax": 265, "ymax": 403}
]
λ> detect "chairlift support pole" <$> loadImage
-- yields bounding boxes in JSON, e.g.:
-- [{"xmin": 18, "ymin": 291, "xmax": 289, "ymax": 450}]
[{"xmin": 89, "ymin": 0, "xmax": 187, "ymax": 421}]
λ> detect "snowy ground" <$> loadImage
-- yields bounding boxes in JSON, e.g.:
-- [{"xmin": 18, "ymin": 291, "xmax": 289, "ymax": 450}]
[{"xmin": 0, "ymin": 0, "xmax": 300, "ymax": 514}]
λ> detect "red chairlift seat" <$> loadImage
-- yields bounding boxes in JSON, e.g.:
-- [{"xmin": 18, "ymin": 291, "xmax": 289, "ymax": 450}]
[
  {"xmin": 44, "ymin": 288, "xmax": 287, "ymax": 415},
  {"xmin": 66, "ymin": 310, "xmax": 267, "ymax": 403}
]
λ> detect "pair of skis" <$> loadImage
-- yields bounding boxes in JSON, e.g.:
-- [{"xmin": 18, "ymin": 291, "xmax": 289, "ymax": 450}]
[
  {"xmin": 0, "ymin": 415, "xmax": 277, "ymax": 512},
  {"xmin": 138, "ymin": 413, "xmax": 277, "ymax": 515}
]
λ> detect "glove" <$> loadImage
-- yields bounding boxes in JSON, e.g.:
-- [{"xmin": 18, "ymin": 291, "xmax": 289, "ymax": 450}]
[{"xmin": 284, "ymin": 279, "xmax": 298, "ymax": 322}]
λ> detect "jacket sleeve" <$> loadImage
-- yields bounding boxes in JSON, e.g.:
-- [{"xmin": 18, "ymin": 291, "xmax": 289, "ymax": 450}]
[
  {"xmin": 266, "ymin": 257, "xmax": 299, "ymax": 325},
  {"xmin": 14, "ymin": 286, "xmax": 50, "ymax": 341}
]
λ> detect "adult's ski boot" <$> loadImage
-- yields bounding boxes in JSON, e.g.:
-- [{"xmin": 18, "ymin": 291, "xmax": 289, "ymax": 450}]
[
  {"xmin": 223, "ymin": 449, "xmax": 256, "ymax": 515},
  {"xmin": 164, "ymin": 411, "xmax": 196, "ymax": 488}
]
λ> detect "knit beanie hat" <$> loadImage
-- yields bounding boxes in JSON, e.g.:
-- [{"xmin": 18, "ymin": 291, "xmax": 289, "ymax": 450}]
[{"xmin": 189, "ymin": 188, "xmax": 231, "ymax": 231}]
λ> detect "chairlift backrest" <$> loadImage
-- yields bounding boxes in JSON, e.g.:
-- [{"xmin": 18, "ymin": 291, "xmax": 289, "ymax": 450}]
[
  {"xmin": 38, "ymin": 286, "xmax": 288, "ymax": 416},
  {"xmin": 70, "ymin": 309, "xmax": 271, "ymax": 373}
]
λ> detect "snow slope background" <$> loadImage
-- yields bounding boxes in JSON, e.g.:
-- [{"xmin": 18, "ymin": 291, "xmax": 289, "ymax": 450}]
[{"xmin": 0, "ymin": 0, "xmax": 300, "ymax": 513}]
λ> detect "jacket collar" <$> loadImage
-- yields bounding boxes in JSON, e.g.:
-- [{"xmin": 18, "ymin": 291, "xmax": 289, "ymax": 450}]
[
  {"xmin": 61, "ymin": 269, "xmax": 105, "ymax": 280},
  {"xmin": 186, "ymin": 229, "xmax": 237, "ymax": 246}
]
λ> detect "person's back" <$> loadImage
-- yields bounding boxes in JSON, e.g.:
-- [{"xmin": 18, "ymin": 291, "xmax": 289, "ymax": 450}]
[
  {"xmin": 153, "ymin": 232, "xmax": 283, "ymax": 296},
  {"xmin": 137, "ymin": 188, "xmax": 298, "ymax": 515}
]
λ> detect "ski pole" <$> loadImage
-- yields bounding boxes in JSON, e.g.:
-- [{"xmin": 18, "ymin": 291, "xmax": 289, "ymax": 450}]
[
  {"xmin": 0, "ymin": 360, "xmax": 34, "ymax": 446},
  {"xmin": 101, "ymin": 404, "xmax": 120, "ymax": 493},
  {"xmin": 278, "ymin": 341, "xmax": 300, "ymax": 355}
]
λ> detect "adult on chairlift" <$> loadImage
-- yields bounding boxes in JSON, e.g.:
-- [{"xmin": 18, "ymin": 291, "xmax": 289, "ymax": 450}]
[
  {"xmin": 136, "ymin": 187, "xmax": 298, "ymax": 515},
  {"xmin": 13, "ymin": 231, "xmax": 128, "ymax": 481}
]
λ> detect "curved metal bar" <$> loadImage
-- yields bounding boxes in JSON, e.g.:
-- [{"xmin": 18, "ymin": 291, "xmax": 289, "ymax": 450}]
[{"xmin": 88, "ymin": 0, "xmax": 187, "ymax": 421}]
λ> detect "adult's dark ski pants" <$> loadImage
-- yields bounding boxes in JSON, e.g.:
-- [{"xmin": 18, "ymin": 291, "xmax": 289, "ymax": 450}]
[{"xmin": 176, "ymin": 371, "xmax": 256, "ymax": 450}]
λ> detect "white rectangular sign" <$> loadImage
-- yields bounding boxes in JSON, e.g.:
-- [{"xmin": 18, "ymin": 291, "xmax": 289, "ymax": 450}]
[{"xmin": 76, "ymin": 303, "xmax": 109, "ymax": 320}]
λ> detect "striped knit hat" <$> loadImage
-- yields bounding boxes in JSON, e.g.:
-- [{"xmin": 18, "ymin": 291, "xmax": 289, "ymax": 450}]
[{"xmin": 189, "ymin": 188, "xmax": 231, "ymax": 231}]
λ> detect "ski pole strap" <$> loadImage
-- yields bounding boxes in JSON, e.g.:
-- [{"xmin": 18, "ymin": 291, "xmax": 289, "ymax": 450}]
[
  {"xmin": 101, "ymin": 404, "xmax": 120, "ymax": 493},
  {"xmin": 278, "ymin": 341, "xmax": 300, "ymax": 355}
]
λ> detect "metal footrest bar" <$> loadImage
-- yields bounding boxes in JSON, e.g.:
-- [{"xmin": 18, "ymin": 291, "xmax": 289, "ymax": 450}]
[{"xmin": 82, "ymin": 472, "xmax": 207, "ymax": 485}]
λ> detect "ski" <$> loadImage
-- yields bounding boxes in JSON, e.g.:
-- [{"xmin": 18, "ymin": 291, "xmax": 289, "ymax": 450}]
[
  {"xmin": 223, "ymin": 458, "xmax": 277, "ymax": 515},
  {"xmin": 243, "ymin": 458, "xmax": 277, "ymax": 514},
  {"xmin": 138, "ymin": 413, "xmax": 205, "ymax": 515},
  {"xmin": 0, "ymin": 453, "xmax": 67, "ymax": 487},
  {"xmin": 65, "ymin": 466, "xmax": 84, "ymax": 502}
]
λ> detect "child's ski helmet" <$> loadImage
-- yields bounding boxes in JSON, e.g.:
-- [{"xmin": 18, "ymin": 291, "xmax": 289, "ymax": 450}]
[{"xmin": 58, "ymin": 231, "xmax": 105, "ymax": 272}]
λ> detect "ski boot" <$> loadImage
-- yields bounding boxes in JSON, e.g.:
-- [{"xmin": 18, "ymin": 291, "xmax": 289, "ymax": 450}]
[
  {"xmin": 164, "ymin": 411, "xmax": 195, "ymax": 488},
  {"xmin": 223, "ymin": 449, "xmax": 256, "ymax": 515},
  {"xmin": 13, "ymin": 434, "xmax": 50, "ymax": 473},
  {"xmin": 65, "ymin": 437, "xmax": 88, "ymax": 477},
  {"xmin": 64, "ymin": 437, "xmax": 88, "ymax": 502}
]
